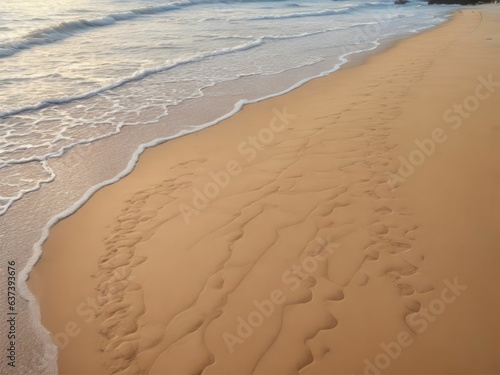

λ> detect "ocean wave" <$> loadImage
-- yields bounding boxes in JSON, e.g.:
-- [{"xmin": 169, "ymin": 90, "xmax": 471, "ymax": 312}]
[
  {"xmin": 0, "ymin": 38, "xmax": 265, "ymax": 119},
  {"xmin": 207, "ymin": 2, "xmax": 390, "ymax": 22},
  {"xmin": 0, "ymin": 0, "xmax": 279, "ymax": 59},
  {"xmin": 0, "ymin": 0, "xmax": 393, "ymax": 59},
  {"xmin": 0, "ymin": 14, "xmax": 395, "ymax": 120},
  {"xmin": 243, "ymin": 8, "xmax": 352, "ymax": 20}
]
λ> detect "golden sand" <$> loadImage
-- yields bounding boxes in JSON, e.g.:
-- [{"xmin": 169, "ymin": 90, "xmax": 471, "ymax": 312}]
[{"xmin": 29, "ymin": 8, "xmax": 500, "ymax": 375}]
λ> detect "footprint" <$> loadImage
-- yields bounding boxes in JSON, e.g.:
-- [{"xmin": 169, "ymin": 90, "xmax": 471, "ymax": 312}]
[
  {"xmin": 396, "ymin": 283, "xmax": 415, "ymax": 296},
  {"xmin": 375, "ymin": 207, "xmax": 392, "ymax": 215},
  {"xmin": 352, "ymin": 271, "xmax": 369, "ymax": 286}
]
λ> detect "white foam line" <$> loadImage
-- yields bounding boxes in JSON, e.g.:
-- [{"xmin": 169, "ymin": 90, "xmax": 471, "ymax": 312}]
[
  {"xmin": 0, "ymin": 126, "xmax": 127, "ymax": 216},
  {"xmin": 0, "ymin": 161, "xmax": 56, "ymax": 216},
  {"xmin": 0, "ymin": 38, "xmax": 265, "ymax": 119}
]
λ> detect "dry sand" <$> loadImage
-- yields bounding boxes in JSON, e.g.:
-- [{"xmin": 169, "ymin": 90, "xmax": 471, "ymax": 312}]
[{"xmin": 29, "ymin": 7, "xmax": 500, "ymax": 375}]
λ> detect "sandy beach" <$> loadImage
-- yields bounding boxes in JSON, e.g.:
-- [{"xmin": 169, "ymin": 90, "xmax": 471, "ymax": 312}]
[{"xmin": 28, "ymin": 7, "xmax": 500, "ymax": 375}]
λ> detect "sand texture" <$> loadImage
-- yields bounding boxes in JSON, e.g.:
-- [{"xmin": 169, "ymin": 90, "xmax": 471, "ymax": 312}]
[{"xmin": 29, "ymin": 8, "xmax": 500, "ymax": 375}]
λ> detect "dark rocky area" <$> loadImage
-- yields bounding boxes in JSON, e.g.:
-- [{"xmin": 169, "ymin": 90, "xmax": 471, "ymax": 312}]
[{"xmin": 428, "ymin": 0, "xmax": 495, "ymax": 4}]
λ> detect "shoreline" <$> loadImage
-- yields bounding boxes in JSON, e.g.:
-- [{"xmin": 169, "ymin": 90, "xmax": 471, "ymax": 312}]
[
  {"xmin": 17, "ymin": 5, "xmax": 500, "ymax": 375},
  {"xmin": 19, "ymin": 19, "xmax": 390, "ymax": 301},
  {"xmin": 16, "ymin": 7, "xmax": 443, "ymax": 301},
  {"xmin": 0, "ymin": 8, "xmax": 451, "ymax": 219},
  {"xmin": 0, "ymin": 12, "xmax": 455, "ymax": 375}
]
